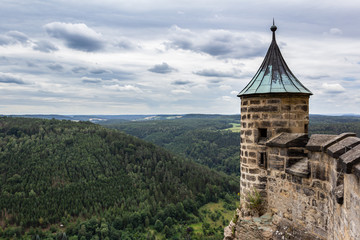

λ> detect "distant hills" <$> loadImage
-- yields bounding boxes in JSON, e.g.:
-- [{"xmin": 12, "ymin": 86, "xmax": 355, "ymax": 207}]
[{"xmin": 2, "ymin": 113, "xmax": 360, "ymax": 123}]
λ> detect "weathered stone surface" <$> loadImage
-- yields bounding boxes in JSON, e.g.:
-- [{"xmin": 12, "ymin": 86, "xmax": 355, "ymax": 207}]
[
  {"xmin": 335, "ymin": 184, "xmax": 344, "ymax": 204},
  {"xmin": 306, "ymin": 134, "xmax": 337, "ymax": 152},
  {"xmin": 326, "ymin": 136, "xmax": 360, "ymax": 159},
  {"xmin": 287, "ymin": 148, "xmax": 307, "ymax": 157},
  {"xmin": 285, "ymin": 158, "xmax": 309, "ymax": 178},
  {"xmin": 321, "ymin": 132, "xmax": 356, "ymax": 151},
  {"xmin": 354, "ymin": 163, "xmax": 360, "ymax": 179},
  {"xmin": 248, "ymin": 105, "xmax": 278, "ymax": 112},
  {"xmin": 266, "ymin": 133, "xmax": 308, "ymax": 148},
  {"xmin": 339, "ymin": 144, "xmax": 360, "ymax": 173},
  {"xmin": 250, "ymin": 100, "xmax": 261, "ymax": 105}
]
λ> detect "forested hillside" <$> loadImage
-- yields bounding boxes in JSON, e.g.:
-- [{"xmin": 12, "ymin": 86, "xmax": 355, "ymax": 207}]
[
  {"xmin": 309, "ymin": 115, "xmax": 360, "ymax": 136},
  {"xmin": 102, "ymin": 115, "xmax": 240, "ymax": 176},
  {"xmin": 0, "ymin": 117, "xmax": 238, "ymax": 239}
]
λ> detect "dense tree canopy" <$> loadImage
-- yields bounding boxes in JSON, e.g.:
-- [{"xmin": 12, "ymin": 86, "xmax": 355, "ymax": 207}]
[
  {"xmin": 102, "ymin": 116, "xmax": 240, "ymax": 176},
  {"xmin": 0, "ymin": 117, "xmax": 238, "ymax": 239}
]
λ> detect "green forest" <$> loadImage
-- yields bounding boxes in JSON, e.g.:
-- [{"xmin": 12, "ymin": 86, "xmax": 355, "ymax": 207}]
[
  {"xmin": 102, "ymin": 115, "xmax": 240, "ymax": 176},
  {"xmin": 1, "ymin": 114, "xmax": 360, "ymax": 239},
  {"xmin": 0, "ymin": 117, "xmax": 238, "ymax": 239}
]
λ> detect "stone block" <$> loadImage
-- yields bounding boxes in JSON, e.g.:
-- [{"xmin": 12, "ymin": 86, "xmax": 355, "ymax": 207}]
[
  {"xmin": 260, "ymin": 121, "xmax": 271, "ymax": 127},
  {"xmin": 245, "ymin": 130, "xmax": 252, "ymax": 136},
  {"xmin": 339, "ymin": 144, "xmax": 360, "ymax": 173},
  {"xmin": 273, "ymin": 121, "xmax": 288, "ymax": 127},
  {"xmin": 252, "ymin": 114, "xmax": 260, "ymax": 119},
  {"xmin": 250, "ymin": 100, "xmax": 260, "ymax": 105},
  {"xmin": 267, "ymin": 99, "xmax": 280, "ymax": 104},
  {"xmin": 335, "ymin": 184, "xmax": 344, "ymax": 204},
  {"xmin": 311, "ymin": 163, "xmax": 328, "ymax": 181},
  {"xmin": 248, "ymin": 168, "xmax": 260, "ymax": 174},
  {"xmin": 258, "ymin": 176, "xmax": 267, "ymax": 182},
  {"xmin": 248, "ymin": 151, "xmax": 256, "ymax": 158},
  {"xmin": 286, "ymin": 158, "xmax": 310, "ymax": 178},
  {"xmin": 286, "ymin": 157, "xmax": 305, "ymax": 168},
  {"xmin": 266, "ymin": 133, "xmax": 309, "ymax": 148},
  {"xmin": 288, "ymin": 148, "xmax": 307, "ymax": 157},
  {"xmin": 248, "ymin": 105, "xmax": 278, "ymax": 112},
  {"xmin": 302, "ymin": 187, "xmax": 315, "ymax": 197},
  {"xmin": 322, "ymin": 132, "xmax": 356, "ymax": 151},
  {"xmin": 327, "ymin": 137, "xmax": 360, "ymax": 159},
  {"xmin": 281, "ymin": 105, "xmax": 291, "ymax": 111}
]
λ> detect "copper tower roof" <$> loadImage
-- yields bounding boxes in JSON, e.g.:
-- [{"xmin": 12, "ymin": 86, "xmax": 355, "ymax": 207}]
[{"xmin": 238, "ymin": 21, "xmax": 312, "ymax": 97}]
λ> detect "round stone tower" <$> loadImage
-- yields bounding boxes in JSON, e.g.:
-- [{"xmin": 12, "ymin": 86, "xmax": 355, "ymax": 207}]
[{"xmin": 237, "ymin": 22, "xmax": 312, "ymax": 213}]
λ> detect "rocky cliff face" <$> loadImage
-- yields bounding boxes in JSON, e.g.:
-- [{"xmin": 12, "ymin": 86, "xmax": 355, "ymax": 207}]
[{"xmin": 224, "ymin": 209, "xmax": 322, "ymax": 240}]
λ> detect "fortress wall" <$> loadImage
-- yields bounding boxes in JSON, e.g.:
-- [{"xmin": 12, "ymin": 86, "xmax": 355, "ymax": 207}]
[
  {"xmin": 267, "ymin": 150, "xmax": 331, "ymax": 239},
  {"xmin": 265, "ymin": 140, "xmax": 360, "ymax": 240},
  {"xmin": 332, "ymin": 173, "xmax": 360, "ymax": 240}
]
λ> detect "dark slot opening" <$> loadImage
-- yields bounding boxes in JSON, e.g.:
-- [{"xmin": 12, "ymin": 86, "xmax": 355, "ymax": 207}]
[
  {"xmin": 258, "ymin": 128, "xmax": 268, "ymax": 143},
  {"xmin": 260, "ymin": 152, "xmax": 267, "ymax": 168}
]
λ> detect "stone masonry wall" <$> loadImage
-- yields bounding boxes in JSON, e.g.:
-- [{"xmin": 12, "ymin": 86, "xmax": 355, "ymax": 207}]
[
  {"xmin": 240, "ymin": 94, "xmax": 309, "ymax": 208},
  {"xmin": 267, "ymin": 151, "xmax": 332, "ymax": 239},
  {"xmin": 266, "ymin": 136, "xmax": 360, "ymax": 240}
]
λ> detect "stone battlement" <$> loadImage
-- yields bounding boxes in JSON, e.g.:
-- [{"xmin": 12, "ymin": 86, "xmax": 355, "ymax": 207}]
[{"xmin": 253, "ymin": 132, "xmax": 360, "ymax": 239}]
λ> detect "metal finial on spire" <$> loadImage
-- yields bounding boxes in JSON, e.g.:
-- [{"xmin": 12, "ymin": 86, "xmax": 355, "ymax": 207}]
[{"xmin": 270, "ymin": 18, "xmax": 277, "ymax": 32}]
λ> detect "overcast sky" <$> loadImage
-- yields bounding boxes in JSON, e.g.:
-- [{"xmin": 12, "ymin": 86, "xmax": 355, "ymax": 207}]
[{"xmin": 1, "ymin": 0, "xmax": 360, "ymax": 115}]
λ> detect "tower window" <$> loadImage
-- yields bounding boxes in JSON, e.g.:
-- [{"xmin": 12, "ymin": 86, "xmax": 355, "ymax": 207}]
[
  {"xmin": 258, "ymin": 128, "xmax": 268, "ymax": 143},
  {"xmin": 259, "ymin": 152, "xmax": 267, "ymax": 168},
  {"xmin": 304, "ymin": 124, "xmax": 308, "ymax": 133}
]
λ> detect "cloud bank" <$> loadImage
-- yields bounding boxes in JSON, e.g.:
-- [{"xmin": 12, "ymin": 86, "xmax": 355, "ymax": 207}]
[{"xmin": 45, "ymin": 22, "xmax": 105, "ymax": 52}]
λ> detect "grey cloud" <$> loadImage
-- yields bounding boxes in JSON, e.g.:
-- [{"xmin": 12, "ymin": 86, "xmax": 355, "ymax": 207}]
[
  {"xmin": 172, "ymin": 80, "xmax": 192, "ymax": 85},
  {"xmin": 116, "ymin": 39, "xmax": 139, "ymax": 50},
  {"xmin": 45, "ymin": 22, "xmax": 105, "ymax": 52},
  {"xmin": 167, "ymin": 26, "xmax": 267, "ymax": 59},
  {"xmin": 0, "ymin": 35, "xmax": 13, "ymax": 45},
  {"xmin": 82, "ymin": 77, "xmax": 102, "ymax": 84},
  {"xmin": 194, "ymin": 69, "xmax": 239, "ymax": 78},
  {"xmin": 6, "ymin": 31, "xmax": 29, "ymax": 44},
  {"xmin": 343, "ymin": 77, "xmax": 356, "ymax": 81},
  {"xmin": 0, "ymin": 73, "xmax": 25, "ymax": 84},
  {"xmin": 200, "ymin": 42, "xmax": 232, "ymax": 56},
  {"xmin": 305, "ymin": 74, "xmax": 329, "ymax": 80},
  {"xmin": 27, "ymin": 62, "xmax": 38, "ymax": 67},
  {"xmin": 148, "ymin": 62, "xmax": 177, "ymax": 74},
  {"xmin": 47, "ymin": 64, "xmax": 64, "ymax": 71},
  {"xmin": 0, "ymin": 31, "xmax": 29, "ymax": 45},
  {"xmin": 33, "ymin": 40, "xmax": 58, "ymax": 53},
  {"xmin": 208, "ymin": 79, "xmax": 222, "ymax": 84},
  {"xmin": 90, "ymin": 69, "xmax": 110, "ymax": 74},
  {"xmin": 72, "ymin": 67, "xmax": 87, "ymax": 73}
]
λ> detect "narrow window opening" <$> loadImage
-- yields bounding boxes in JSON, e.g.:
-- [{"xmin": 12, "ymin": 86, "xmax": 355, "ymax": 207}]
[
  {"xmin": 258, "ymin": 128, "xmax": 268, "ymax": 143},
  {"xmin": 259, "ymin": 152, "xmax": 267, "ymax": 168},
  {"xmin": 304, "ymin": 124, "xmax": 308, "ymax": 133}
]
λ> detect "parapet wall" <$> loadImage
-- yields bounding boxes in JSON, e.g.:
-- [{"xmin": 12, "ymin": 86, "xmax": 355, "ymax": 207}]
[{"xmin": 264, "ymin": 132, "xmax": 360, "ymax": 240}]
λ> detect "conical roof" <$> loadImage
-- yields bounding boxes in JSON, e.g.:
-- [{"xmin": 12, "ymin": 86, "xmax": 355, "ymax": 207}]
[{"xmin": 238, "ymin": 22, "xmax": 312, "ymax": 97}]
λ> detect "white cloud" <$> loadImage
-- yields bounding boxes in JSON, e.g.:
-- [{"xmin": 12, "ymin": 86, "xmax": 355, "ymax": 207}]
[
  {"xmin": 171, "ymin": 89, "xmax": 191, "ymax": 94},
  {"xmin": 104, "ymin": 84, "xmax": 143, "ymax": 93},
  {"xmin": 321, "ymin": 83, "xmax": 346, "ymax": 94},
  {"xmin": 329, "ymin": 28, "xmax": 343, "ymax": 35}
]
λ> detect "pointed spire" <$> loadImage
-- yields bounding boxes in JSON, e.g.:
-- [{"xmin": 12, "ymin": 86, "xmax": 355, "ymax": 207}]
[
  {"xmin": 270, "ymin": 18, "xmax": 277, "ymax": 41},
  {"xmin": 238, "ymin": 22, "xmax": 312, "ymax": 97}
]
